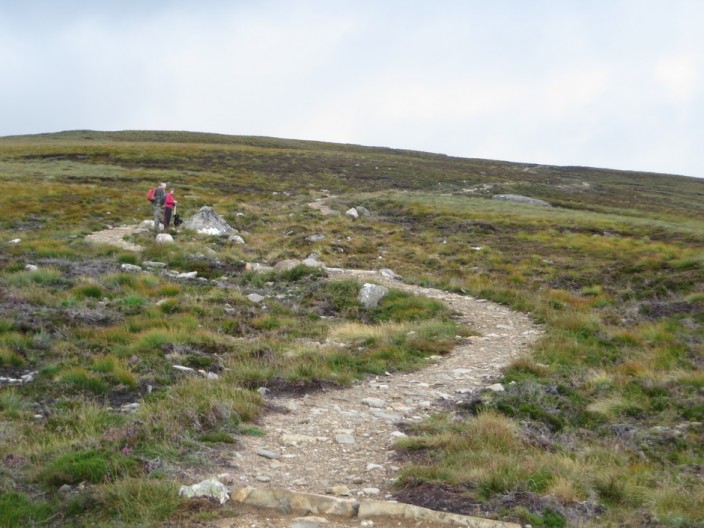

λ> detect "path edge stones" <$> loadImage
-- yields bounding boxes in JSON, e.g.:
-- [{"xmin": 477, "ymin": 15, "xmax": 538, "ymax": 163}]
[{"xmin": 232, "ymin": 486, "xmax": 521, "ymax": 528}]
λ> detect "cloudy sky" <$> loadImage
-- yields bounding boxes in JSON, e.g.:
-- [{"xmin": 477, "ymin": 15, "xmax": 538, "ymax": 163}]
[{"xmin": 2, "ymin": 1, "xmax": 703, "ymax": 177}]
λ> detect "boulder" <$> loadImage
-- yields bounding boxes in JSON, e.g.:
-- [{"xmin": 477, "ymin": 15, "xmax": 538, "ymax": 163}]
[
  {"xmin": 355, "ymin": 206, "xmax": 371, "ymax": 217},
  {"xmin": 274, "ymin": 259, "xmax": 301, "ymax": 273},
  {"xmin": 358, "ymin": 284, "xmax": 388, "ymax": 309},
  {"xmin": 155, "ymin": 233, "xmax": 174, "ymax": 244},
  {"xmin": 302, "ymin": 258, "xmax": 325, "ymax": 269},
  {"xmin": 379, "ymin": 268, "xmax": 402, "ymax": 280},
  {"xmin": 120, "ymin": 263, "xmax": 143, "ymax": 272},
  {"xmin": 142, "ymin": 261, "xmax": 167, "ymax": 268},
  {"xmin": 492, "ymin": 194, "xmax": 551, "ymax": 207},
  {"xmin": 345, "ymin": 208, "xmax": 359, "ymax": 219},
  {"xmin": 246, "ymin": 262, "xmax": 274, "ymax": 273},
  {"xmin": 183, "ymin": 206, "xmax": 237, "ymax": 236},
  {"xmin": 247, "ymin": 293, "xmax": 265, "ymax": 304}
]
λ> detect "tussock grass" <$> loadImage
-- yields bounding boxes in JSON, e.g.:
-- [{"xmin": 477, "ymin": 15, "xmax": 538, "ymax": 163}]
[
  {"xmin": 138, "ymin": 377, "xmax": 262, "ymax": 441},
  {"xmin": 0, "ymin": 492, "xmax": 53, "ymax": 527},
  {"xmin": 0, "ymin": 131, "xmax": 701, "ymax": 525},
  {"xmin": 92, "ymin": 478, "xmax": 181, "ymax": 526},
  {"xmin": 38, "ymin": 448, "xmax": 141, "ymax": 487}
]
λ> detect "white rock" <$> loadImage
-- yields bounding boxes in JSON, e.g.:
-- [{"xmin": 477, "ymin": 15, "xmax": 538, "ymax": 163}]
[
  {"xmin": 229, "ymin": 235, "xmax": 246, "ymax": 244},
  {"xmin": 247, "ymin": 293, "xmax": 265, "ymax": 304},
  {"xmin": 358, "ymin": 284, "xmax": 389, "ymax": 309},
  {"xmin": 142, "ymin": 261, "xmax": 167, "ymax": 268},
  {"xmin": 120, "ymin": 263, "xmax": 142, "ymax": 272},
  {"xmin": 355, "ymin": 206, "xmax": 371, "ymax": 217},
  {"xmin": 302, "ymin": 258, "xmax": 325, "ymax": 268},
  {"xmin": 183, "ymin": 206, "xmax": 237, "ymax": 236},
  {"xmin": 487, "ymin": 383, "xmax": 505, "ymax": 392},
  {"xmin": 362, "ymin": 398, "xmax": 386, "ymax": 408},
  {"xmin": 9, "ymin": 239, "xmax": 21, "ymax": 244},
  {"xmin": 379, "ymin": 268, "xmax": 401, "ymax": 280},
  {"xmin": 155, "ymin": 233, "xmax": 174, "ymax": 244},
  {"xmin": 177, "ymin": 271, "xmax": 198, "ymax": 279},
  {"xmin": 281, "ymin": 434, "xmax": 317, "ymax": 446},
  {"xmin": 178, "ymin": 478, "xmax": 230, "ymax": 504},
  {"xmin": 335, "ymin": 434, "xmax": 356, "ymax": 445},
  {"xmin": 345, "ymin": 207, "xmax": 359, "ymax": 219},
  {"xmin": 257, "ymin": 449, "xmax": 283, "ymax": 460},
  {"xmin": 24, "ymin": 264, "xmax": 39, "ymax": 271}
]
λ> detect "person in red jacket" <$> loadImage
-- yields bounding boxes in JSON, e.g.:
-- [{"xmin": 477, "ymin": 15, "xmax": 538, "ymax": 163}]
[{"xmin": 163, "ymin": 188, "xmax": 178, "ymax": 229}]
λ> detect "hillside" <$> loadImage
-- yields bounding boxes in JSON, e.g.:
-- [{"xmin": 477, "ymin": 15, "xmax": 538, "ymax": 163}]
[{"xmin": 0, "ymin": 131, "xmax": 702, "ymax": 527}]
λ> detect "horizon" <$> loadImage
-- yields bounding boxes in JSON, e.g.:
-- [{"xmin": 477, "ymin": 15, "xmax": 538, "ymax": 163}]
[
  {"xmin": 2, "ymin": 1, "xmax": 703, "ymax": 179},
  {"xmin": 2, "ymin": 128, "xmax": 702, "ymax": 180}
]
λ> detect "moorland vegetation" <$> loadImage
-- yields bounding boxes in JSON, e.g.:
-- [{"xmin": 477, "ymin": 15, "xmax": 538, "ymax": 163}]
[{"xmin": 0, "ymin": 130, "xmax": 702, "ymax": 527}]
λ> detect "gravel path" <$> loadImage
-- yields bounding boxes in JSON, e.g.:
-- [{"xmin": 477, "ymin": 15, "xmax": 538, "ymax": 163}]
[
  {"xmin": 84, "ymin": 224, "xmax": 145, "ymax": 251},
  {"xmin": 84, "ymin": 223, "xmax": 542, "ymax": 526},
  {"xmin": 204, "ymin": 270, "xmax": 542, "ymax": 527}
]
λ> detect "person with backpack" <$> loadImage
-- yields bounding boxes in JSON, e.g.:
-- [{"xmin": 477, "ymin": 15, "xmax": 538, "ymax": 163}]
[
  {"xmin": 150, "ymin": 182, "xmax": 167, "ymax": 233},
  {"xmin": 163, "ymin": 188, "xmax": 178, "ymax": 230}
]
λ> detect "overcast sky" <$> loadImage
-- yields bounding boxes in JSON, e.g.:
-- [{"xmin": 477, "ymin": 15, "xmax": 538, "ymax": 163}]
[{"xmin": 2, "ymin": 1, "xmax": 703, "ymax": 177}]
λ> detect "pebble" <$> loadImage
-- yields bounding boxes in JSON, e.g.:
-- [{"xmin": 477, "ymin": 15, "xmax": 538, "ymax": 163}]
[
  {"xmin": 334, "ymin": 434, "xmax": 355, "ymax": 445},
  {"xmin": 257, "ymin": 449, "xmax": 283, "ymax": 460},
  {"xmin": 361, "ymin": 398, "xmax": 386, "ymax": 408}
]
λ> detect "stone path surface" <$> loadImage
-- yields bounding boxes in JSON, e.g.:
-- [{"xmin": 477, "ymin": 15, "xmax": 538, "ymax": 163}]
[
  {"xmin": 203, "ymin": 270, "xmax": 542, "ymax": 527},
  {"xmin": 84, "ymin": 221, "xmax": 542, "ymax": 526},
  {"xmin": 84, "ymin": 224, "xmax": 145, "ymax": 251}
]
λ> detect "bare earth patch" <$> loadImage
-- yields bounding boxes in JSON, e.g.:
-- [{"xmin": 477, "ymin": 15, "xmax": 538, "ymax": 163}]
[{"xmin": 84, "ymin": 224, "xmax": 146, "ymax": 251}]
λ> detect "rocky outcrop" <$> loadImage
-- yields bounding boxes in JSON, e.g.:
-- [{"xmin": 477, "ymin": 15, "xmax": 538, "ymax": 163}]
[
  {"xmin": 183, "ymin": 206, "xmax": 237, "ymax": 236},
  {"xmin": 231, "ymin": 486, "xmax": 521, "ymax": 527},
  {"xmin": 492, "ymin": 194, "xmax": 551, "ymax": 207}
]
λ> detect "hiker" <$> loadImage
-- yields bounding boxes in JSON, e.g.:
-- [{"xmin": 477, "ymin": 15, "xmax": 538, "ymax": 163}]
[
  {"xmin": 163, "ymin": 188, "xmax": 178, "ymax": 229},
  {"xmin": 152, "ymin": 182, "xmax": 167, "ymax": 232}
]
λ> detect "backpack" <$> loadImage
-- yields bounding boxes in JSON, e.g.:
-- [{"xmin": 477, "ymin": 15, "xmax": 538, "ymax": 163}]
[{"xmin": 146, "ymin": 188, "xmax": 156, "ymax": 202}]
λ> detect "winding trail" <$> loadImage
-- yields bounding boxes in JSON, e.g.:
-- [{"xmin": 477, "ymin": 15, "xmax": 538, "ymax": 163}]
[
  {"xmin": 86, "ymin": 224, "xmax": 543, "ymax": 527},
  {"xmin": 203, "ymin": 270, "xmax": 542, "ymax": 527}
]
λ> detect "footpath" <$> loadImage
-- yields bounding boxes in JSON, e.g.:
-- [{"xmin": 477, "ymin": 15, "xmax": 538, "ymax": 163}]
[{"xmin": 85, "ymin": 226, "xmax": 542, "ymax": 527}]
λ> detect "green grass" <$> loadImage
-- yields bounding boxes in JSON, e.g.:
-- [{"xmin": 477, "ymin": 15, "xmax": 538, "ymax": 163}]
[
  {"xmin": 38, "ymin": 449, "xmax": 141, "ymax": 487},
  {"xmin": 0, "ymin": 492, "xmax": 54, "ymax": 527},
  {"xmin": 0, "ymin": 130, "xmax": 702, "ymax": 526}
]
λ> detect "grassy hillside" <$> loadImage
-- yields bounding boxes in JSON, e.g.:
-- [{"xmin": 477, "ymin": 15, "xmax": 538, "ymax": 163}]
[{"xmin": 0, "ymin": 130, "xmax": 702, "ymax": 527}]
